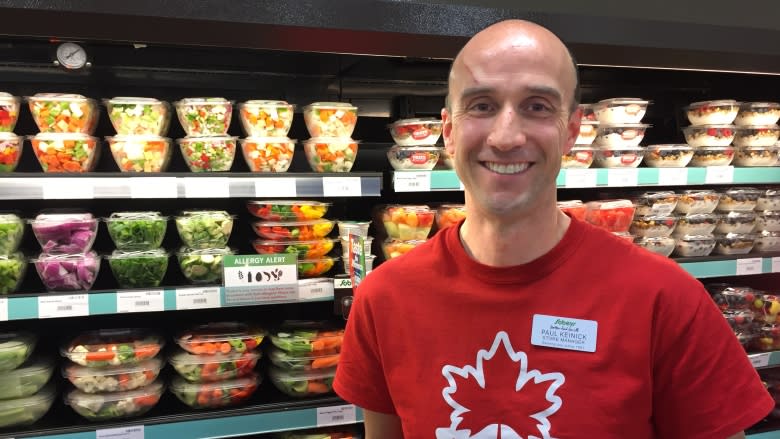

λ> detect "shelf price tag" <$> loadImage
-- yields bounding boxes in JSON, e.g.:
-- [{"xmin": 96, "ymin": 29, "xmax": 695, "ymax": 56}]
[
  {"xmin": 222, "ymin": 254, "xmax": 298, "ymax": 305},
  {"xmin": 317, "ymin": 404, "xmax": 357, "ymax": 427},
  {"xmin": 116, "ymin": 290, "xmax": 164, "ymax": 313},
  {"xmin": 322, "ymin": 177, "xmax": 361, "ymax": 197},
  {"xmin": 704, "ymin": 166, "xmax": 734, "ymax": 184},
  {"xmin": 96, "ymin": 425, "xmax": 144, "ymax": 439},
  {"xmin": 749, "ymin": 353, "xmax": 771, "ymax": 368},
  {"xmin": 298, "ymin": 279, "xmax": 334, "ymax": 300},
  {"xmin": 0, "ymin": 298, "xmax": 7, "ymax": 321},
  {"xmin": 772, "ymin": 257, "xmax": 780, "ymax": 273},
  {"xmin": 657, "ymin": 168, "xmax": 688, "ymax": 186},
  {"xmin": 183, "ymin": 177, "xmax": 230, "ymax": 198},
  {"xmin": 129, "ymin": 177, "xmax": 177, "ymax": 199},
  {"xmin": 255, "ymin": 178, "xmax": 296, "ymax": 197},
  {"xmin": 394, "ymin": 172, "xmax": 431, "ymax": 192},
  {"xmin": 607, "ymin": 168, "xmax": 639, "ymax": 187},
  {"xmin": 736, "ymin": 258, "xmax": 763, "ymax": 276},
  {"xmin": 563, "ymin": 169, "xmax": 597, "ymax": 188},
  {"xmin": 175, "ymin": 287, "xmax": 220, "ymax": 310},
  {"xmin": 42, "ymin": 178, "xmax": 94, "ymax": 199},
  {"xmin": 37, "ymin": 294, "xmax": 89, "ymax": 319}
]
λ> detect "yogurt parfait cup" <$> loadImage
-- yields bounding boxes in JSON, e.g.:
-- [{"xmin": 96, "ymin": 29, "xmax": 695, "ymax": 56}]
[{"xmin": 685, "ymin": 100, "xmax": 739, "ymax": 125}]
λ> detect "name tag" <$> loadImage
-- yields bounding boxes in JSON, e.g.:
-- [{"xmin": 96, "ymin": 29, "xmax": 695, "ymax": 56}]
[{"xmin": 530, "ymin": 314, "xmax": 597, "ymax": 353}]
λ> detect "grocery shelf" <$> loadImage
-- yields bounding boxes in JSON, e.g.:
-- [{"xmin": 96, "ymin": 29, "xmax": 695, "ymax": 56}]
[
  {"xmin": 749, "ymin": 351, "xmax": 780, "ymax": 369},
  {"xmin": 393, "ymin": 168, "xmax": 780, "ymax": 192},
  {"xmin": 675, "ymin": 253, "xmax": 780, "ymax": 279},
  {"xmin": 0, "ymin": 173, "xmax": 383, "ymax": 200},
  {"xmin": 748, "ymin": 429, "xmax": 780, "ymax": 439},
  {"xmin": 1, "ymin": 279, "xmax": 339, "ymax": 321}
]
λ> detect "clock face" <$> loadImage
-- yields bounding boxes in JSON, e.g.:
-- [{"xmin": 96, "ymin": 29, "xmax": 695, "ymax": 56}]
[{"xmin": 56, "ymin": 42, "xmax": 87, "ymax": 69}]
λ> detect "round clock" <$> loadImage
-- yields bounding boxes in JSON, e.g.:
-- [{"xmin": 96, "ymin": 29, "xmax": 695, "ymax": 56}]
[{"xmin": 55, "ymin": 42, "xmax": 88, "ymax": 70}]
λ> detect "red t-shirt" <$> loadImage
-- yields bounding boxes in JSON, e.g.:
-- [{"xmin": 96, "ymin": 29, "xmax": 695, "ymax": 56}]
[{"xmin": 334, "ymin": 218, "xmax": 772, "ymax": 439}]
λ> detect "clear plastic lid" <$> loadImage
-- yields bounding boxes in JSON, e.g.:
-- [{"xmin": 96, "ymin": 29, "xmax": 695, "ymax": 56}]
[
  {"xmin": 389, "ymin": 145, "xmax": 443, "ymax": 151},
  {"xmin": 66, "ymin": 379, "xmax": 164, "ymax": 405},
  {"xmin": 177, "ymin": 210, "xmax": 233, "ymax": 219},
  {"xmin": 105, "ymin": 97, "xmax": 167, "ymax": 105},
  {"xmin": 0, "ymin": 332, "xmax": 37, "ymax": 369},
  {"xmin": 686, "ymin": 99, "xmax": 739, "ymax": 109},
  {"xmin": 269, "ymin": 364, "xmax": 337, "ymax": 380},
  {"xmin": 304, "ymin": 102, "xmax": 357, "ymax": 110},
  {"xmin": 0, "ymin": 92, "xmax": 19, "ymax": 105},
  {"xmin": 684, "ymin": 124, "xmax": 736, "ymax": 129},
  {"xmin": 241, "ymin": 99, "xmax": 293, "ymax": 107},
  {"xmin": 253, "ymin": 238, "xmax": 337, "ymax": 246},
  {"xmin": 596, "ymin": 98, "xmax": 650, "ymax": 106},
  {"xmin": 741, "ymin": 102, "xmax": 780, "ymax": 110},
  {"xmin": 585, "ymin": 199, "xmax": 634, "ymax": 210},
  {"xmin": 303, "ymin": 137, "xmax": 360, "ymax": 144},
  {"xmin": 253, "ymin": 219, "xmax": 335, "ymax": 228},
  {"xmin": 170, "ymin": 373, "xmax": 259, "ymax": 393},
  {"xmin": 64, "ymin": 357, "xmax": 162, "ymax": 378},
  {"xmin": 388, "ymin": 117, "xmax": 442, "ymax": 128},
  {"xmin": 61, "ymin": 328, "xmax": 164, "ymax": 362},
  {"xmin": 27, "ymin": 93, "xmax": 91, "ymax": 102},
  {"xmin": 678, "ymin": 213, "xmax": 719, "ymax": 223},
  {"xmin": 720, "ymin": 211, "xmax": 757, "ymax": 221},
  {"xmin": 715, "ymin": 232, "xmax": 758, "ymax": 241},
  {"xmin": 761, "ymin": 230, "xmax": 780, "ymax": 238},
  {"xmin": 177, "ymin": 246, "xmax": 235, "ymax": 256},
  {"xmin": 106, "ymin": 248, "xmax": 169, "ymax": 260},
  {"xmin": 382, "ymin": 204, "xmax": 434, "ymax": 213},
  {"xmin": 0, "ymin": 132, "xmax": 21, "ymax": 141},
  {"xmin": 724, "ymin": 187, "xmax": 763, "ymax": 197},
  {"xmin": 32, "ymin": 250, "xmax": 100, "ymax": 264},
  {"xmin": 759, "ymin": 210, "xmax": 780, "ymax": 219},
  {"xmin": 570, "ymin": 145, "xmax": 595, "ymax": 150},
  {"xmin": 647, "ymin": 144, "xmax": 692, "ymax": 151},
  {"xmin": 734, "ymin": 124, "xmax": 780, "ymax": 130},
  {"xmin": 0, "ymin": 354, "xmax": 50, "ymax": 383},
  {"xmin": 596, "ymin": 123, "xmax": 651, "ymax": 129},
  {"xmin": 106, "ymin": 211, "xmax": 167, "ymax": 221},
  {"xmin": 556, "ymin": 200, "xmax": 584, "ymax": 208},
  {"xmin": 0, "ymin": 212, "xmax": 22, "ymax": 223},
  {"xmin": 106, "ymin": 134, "xmax": 169, "ymax": 142},
  {"xmin": 677, "ymin": 234, "xmax": 716, "ymax": 242},
  {"xmin": 176, "ymin": 135, "xmax": 238, "ymax": 143},
  {"xmin": 595, "ymin": 146, "xmax": 645, "ymax": 152},
  {"xmin": 681, "ymin": 189, "xmax": 719, "ymax": 197},
  {"xmin": 174, "ymin": 97, "xmax": 232, "ymax": 105},
  {"xmin": 176, "ymin": 322, "xmax": 266, "ymax": 353},
  {"xmin": 248, "ymin": 200, "xmax": 330, "ymax": 207},
  {"xmin": 169, "ymin": 347, "xmax": 261, "ymax": 366},
  {"xmin": 634, "ymin": 191, "xmax": 678, "ymax": 202},
  {"xmin": 32, "ymin": 211, "xmax": 93, "ymax": 222},
  {"xmin": 29, "ymin": 133, "xmax": 96, "ymax": 142},
  {"xmin": 241, "ymin": 136, "xmax": 295, "ymax": 143},
  {"xmin": 694, "ymin": 146, "xmax": 735, "ymax": 151}
]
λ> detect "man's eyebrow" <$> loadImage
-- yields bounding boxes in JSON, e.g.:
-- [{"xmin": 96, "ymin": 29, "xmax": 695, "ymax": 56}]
[
  {"xmin": 459, "ymin": 86, "xmax": 495, "ymax": 104},
  {"xmin": 458, "ymin": 85, "xmax": 563, "ymax": 105}
]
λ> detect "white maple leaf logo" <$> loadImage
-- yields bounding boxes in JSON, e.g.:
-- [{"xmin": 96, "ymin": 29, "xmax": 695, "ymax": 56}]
[{"xmin": 435, "ymin": 331, "xmax": 565, "ymax": 439}]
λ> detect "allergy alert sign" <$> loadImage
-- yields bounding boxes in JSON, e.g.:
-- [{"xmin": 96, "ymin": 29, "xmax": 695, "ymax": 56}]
[{"xmin": 530, "ymin": 314, "xmax": 597, "ymax": 353}]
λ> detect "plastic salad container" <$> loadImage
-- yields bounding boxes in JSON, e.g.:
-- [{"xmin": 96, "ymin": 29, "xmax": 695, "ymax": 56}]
[
  {"xmin": 685, "ymin": 100, "xmax": 739, "ymax": 125},
  {"xmin": 575, "ymin": 121, "xmax": 598, "ymax": 145},
  {"xmin": 757, "ymin": 210, "xmax": 780, "ymax": 232},
  {"xmin": 717, "ymin": 187, "xmax": 762, "ymax": 212},
  {"xmin": 106, "ymin": 249, "xmax": 169, "ymax": 289},
  {"xmin": 593, "ymin": 98, "xmax": 649, "ymax": 124},
  {"xmin": 634, "ymin": 236, "xmax": 675, "ymax": 257},
  {"xmin": 629, "ymin": 216, "xmax": 678, "ymax": 238},
  {"xmin": 298, "ymin": 257, "xmax": 337, "ymax": 277},
  {"xmin": 30, "ymin": 212, "xmax": 98, "ymax": 253},
  {"xmin": 683, "ymin": 125, "xmax": 735, "ymax": 147},
  {"xmin": 176, "ymin": 322, "xmax": 265, "ymax": 355},
  {"xmin": 66, "ymin": 379, "xmax": 164, "ymax": 421},
  {"xmin": 174, "ymin": 97, "xmax": 233, "ymax": 136},
  {"xmin": 715, "ymin": 211, "xmax": 757, "ymax": 234},
  {"xmin": 732, "ymin": 125, "xmax": 780, "ymax": 147},
  {"xmin": 246, "ymin": 200, "xmax": 330, "ymax": 221},
  {"xmin": 177, "ymin": 247, "xmax": 234, "ymax": 284},
  {"xmin": 0, "ymin": 133, "xmax": 23, "ymax": 172},
  {"xmin": 252, "ymin": 239, "xmax": 335, "ymax": 259},
  {"xmin": 561, "ymin": 146, "xmax": 594, "ymax": 168},
  {"xmin": 674, "ymin": 190, "xmax": 721, "ymax": 215},
  {"xmin": 756, "ymin": 231, "xmax": 780, "ymax": 252},
  {"xmin": 269, "ymin": 365, "xmax": 335, "ymax": 397},
  {"xmin": 171, "ymin": 374, "xmax": 259, "ymax": 409},
  {"xmin": 593, "ymin": 147, "xmax": 645, "ymax": 168},
  {"xmin": 107, "ymin": 135, "xmax": 172, "ymax": 172},
  {"xmin": 734, "ymin": 145, "xmax": 779, "ymax": 166},
  {"xmin": 714, "ymin": 233, "xmax": 757, "ymax": 255},
  {"xmin": 105, "ymin": 97, "xmax": 171, "ymax": 135},
  {"xmin": 381, "ymin": 205, "xmax": 435, "ymax": 240},
  {"xmin": 177, "ymin": 136, "xmax": 237, "ymax": 172},
  {"xmin": 27, "ymin": 93, "xmax": 98, "ymax": 134},
  {"xmin": 240, "ymin": 137, "xmax": 296, "ymax": 172},
  {"xmin": 593, "ymin": 123, "xmax": 649, "ymax": 148},
  {"xmin": 270, "ymin": 321, "xmax": 344, "ymax": 355},
  {"xmin": 0, "ymin": 357, "xmax": 53, "ymax": 400},
  {"xmin": 0, "ymin": 383, "xmax": 55, "ymax": 428},
  {"xmin": 303, "ymin": 102, "xmax": 358, "ymax": 138},
  {"xmin": 436, "ymin": 204, "xmax": 467, "ymax": 229},
  {"xmin": 632, "ymin": 191, "xmax": 678, "ymax": 216},
  {"xmin": 674, "ymin": 214, "xmax": 719, "ymax": 236},
  {"xmin": 0, "ymin": 252, "xmax": 26, "ymax": 294},
  {"xmin": 758, "ymin": 189, "xmax": 780, "ymax": 211},
  {"xmin": 707, "ymin": 284, "xmax": 755, "ymax": 310},
  {"xmin": 557, "ymin": 200, "xmax": 586, "ymax": 221},
  {"xmin": 673, "ymin": 234, "xmax": 716, "ymax": 257},
  {"xmin": 169, "ymin": 349, "xmax": 260, "ymax": 382},
  {"xmin": 33, "ymin": 251, "xmax": 100, "ymax": 291},
  {"xmin": 63, "ymin": 357, "xmax": 162, "ymax": 393},
  {"xmin": 0, "ymin": 332, "xmax": 36, "ymax": 371},
  {"xmin": 644, "ymin": 144, "xmax": 694, "ymax": 168},
  {"xmin": 175, "ymin": 210, "xmax": 234, "ymax": 249},
  {"xmin": 381, "ymin": 238, "xmax": 426, "ymax": 259},
  {"xmin": 689, "ymin": 146, "xmax": 735, "ymax": 167},
  {"xmin": 30, "ymin": 133, "xmax": 99, "ymax": 172},
  {"xmin": 61, "ymin": 329, "xmax": 163, "ymax": 367},
  {"xmin": 105, "ymin": 211, "xmax": 167, "ymax": 250},
  {"xmin": 239, "ymin": 100, "xmax": 294, "ymax": 137},
  {"xmin": 583, "ymin": 199, "xmax": 636, "ymax": 233},
  {"xmin": 387, "ymin": 145, "xmax": 441, "ymax": 170},
  {"xmin": 735, "ymin": 102, "xmax": 780, "ymax": 126},
  {"xmin": 268, "ymin": 346, "xmax": 340, "ymax": 371},
  {"xmin": 0, "ymin": 213, "xmax": 23, "ymax": 255},
  {"xmin": 0, "ymin": 93, "xmax": 20, "ymax": 132},
  {"xmin": 336, "ymin": 221, "xmax": 371, "ymax": 238},
  {"xmin": 302, "ymin": 137, "xmax": 359, "ymax": 172},
  {"xmin": 388, "ymin": 118, "xmax": 443, "ymax": 146},
  {"xmin": 251, "ymin": 219, "xmax": 335, "ymax": 240}
]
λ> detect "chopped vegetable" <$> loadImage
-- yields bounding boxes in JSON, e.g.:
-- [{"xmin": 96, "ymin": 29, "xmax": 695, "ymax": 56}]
[
  {"xmin": 0, "ymin": 214, "xmax": 23, "ymax": 255},
  {"xmin": 30, "ymin": 213, "xmax": 98, "ymax": 253},
  {"xmin": 0, "ymin": 252, "xmax": 26, "ymax": 294},
  {"xmin": 175, "ymin": 322, "xmax": 265, "ymax": 355},
  {"xmin": 105, "ymin": 97, "xmax": 171, "ymax": 135},
  {"xmin": 171, "ymin": 374, "xmax": 258, "ymax": 408},
  {"xmin": 269, "ymin": 366, "xmax": 335, "ymax": 397},
  {"xmin": 246, "ymin": 200, "xmax": 330, "ymax": 221},
  {"xmin": 107, "ymin": 135, "xmax": 171, "ymax": 172},
  {"xmin": 62, "ymin": 329, "xmax": 164, "ymax": 368},
  {"xmin": 107, "ymin": 249, "xmax": 168, "ymax": 289},
  {"xmin": 252, "ymin": 239, "xmax": 334, "ymax": 259},
  {"xmin": 105, "ymin": 211, "xmax": 167, "ymax": 251},
  {"xmin": 34, "ymin": 251, "xmax": 100, "ymax": 291},
  {"xmin": 0, "ymin": 384, "xmax": 55, "ymax": 427},
  {"xmin": 0, "ymin": 332, "xmax": 36, "ymax": 371},
  {"xmin": 64, "ymin": 358, "xmax": 162, "ymax": 393},
  {"xmin": 175, "ymin": 211, "xmax": 233, "ymax": 249},
  {"xmin": 169, "ymin": 349, "xmax": 259, "ymax": 382},
  {"xmin": 178, "ymin": 136, "xmax": 237, "ymax": 172},
  {"xmin": 0, "ymin": 357, "xmax": 52, "ymax": 400},
  {"xmin": 177, "ymin": 247, "xmax": 233, "ymax": 284},
  {"xmin": 174, "ymin": 98, "xmax": 232, "ymax": 136},
  {"xmin": 270, "ymin": 323, "xmax": 344, "ymax": 357},
  {"xmin": 303, "ymin": 138, "xmax": 359, "ymax": 172},
  {"xmin": 303, "ymin": 102, "xmax": 358, "ymax": 137},
  {"xmin": 240, "ymin": 137, "xmax": 295, "ymax": 172},
  {"xmin": 30, "ymin": 133, "xmax": 98, "ymax": 172},
  {"xmin": 66, "ymin": 380, "xmax": 163, "ymax": 421},
  {"xmin": 252, "ymin": 220, "xmax": 334, "ymax": 240},
  {"xmin": 381, "ymin": 205, "xmax": 435, "ymax": 240},
  {"xmin": 297, "ymin": 257, "xmax": 336, "ymax": 277},
  {"xmin": 0, "ymin": 93, "xmax": 20, "ymax": 133},
  {"xmin": 0, "ymin": 133, "xmax": 22, "ymax": 172},
  {"xmin": 269, "ymin": 346, "xmax": 340, "ymax": 371},
  {"xmin": 27, "ymin": 94, "xmax": 98, "ymax": 134},
  {"xmin": 239, "ymin": 100, "xmax": 294, "ymax": 137}
]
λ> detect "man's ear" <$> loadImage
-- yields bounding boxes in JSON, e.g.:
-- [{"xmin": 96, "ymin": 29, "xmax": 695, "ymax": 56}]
[
  {"xmin": 441, "ymin": 107, "xmax": 455, "ymax": 157},
  {"xmin": 562, "ymin": 108, "xmax": 582, "ymax": 155}
]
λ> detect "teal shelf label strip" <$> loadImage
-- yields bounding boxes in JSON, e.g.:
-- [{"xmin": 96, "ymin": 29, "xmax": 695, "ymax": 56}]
[
  {"xmin": 8, "ymin": 296, "xmax": 37, "ymax": 320},
  {"xmin": 88, "ymin": 292, "xmax": 117, "ymax": 315},
  {"xmin": 678, "ymin": 259, "xmax": 737, "ymax": 278},
  {"xmin": 163, "ymin": 289, "xmax": 178, "ymax": 310}
]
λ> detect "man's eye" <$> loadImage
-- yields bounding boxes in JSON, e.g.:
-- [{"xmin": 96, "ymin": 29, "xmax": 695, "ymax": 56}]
[
  {"xmin": 526, "ymin": 102, "xmax": 553, "ymax": 113},
  {"xmin": 468, "ymin": 102, "xmax": 493, "ymax": 113}
]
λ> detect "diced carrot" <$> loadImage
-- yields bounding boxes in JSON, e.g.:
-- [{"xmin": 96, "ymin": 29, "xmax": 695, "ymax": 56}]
[
  {"xmin": 220, "ymin": 342, "xmax": 231, "ymax": 354},
  {"xmin": 86, "ymin": 351, "xmax": 115, "ymax": 361},
  {"xmin": 62, "ymin": 161, "xmax": 83, "ymax": 172},
  {"xmin": 307, "ymin": 381, "xmax": 330, "ymax": 394},
  {"xmin": 311, "ymin": 356, "xmax": 339, "ymax": 369}
]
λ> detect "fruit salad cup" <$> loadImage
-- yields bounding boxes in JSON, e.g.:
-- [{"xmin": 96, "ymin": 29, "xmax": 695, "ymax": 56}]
[
  {"xmin": 107, "ymin": 135, "xmax": 172, "ymax": 172},
  {"xmin": 594, "ymin": 98, "xmax": 649, "ymax": 124},
  {"xmin": 685, "ymin": 100, "xmax": 739, "ymax": 125},
  {"xmin": 239, "ymin": 100, "xmax": 294, "ymax": 137},
  {"xmin": 303, "ymin": 137, "xmax": 359, "ymax": 172},
  {"xmin": 105, "ymin": 97, "xmax": 171, "ymax": 135},
  {"xmin": 303, "ymin": 102, "xmax": 358, "ymax": 137},
  {"xmin": 30, "ymin": 133, "xmax": 99, "ymax": 173},
  {"xmin": 593, "ymin": 148, "xmax": 645, "ymax": 168},
  {"xmin": 735, "ymin": 102, "xmax": 780, "ymax": 126},
  {"xmin": 0, "ymin": 93, "xmax": 20, "ymax": 132},
  {"xmin": 27, "ymin": 93, "xmax": 98, "ymax": 134},
  {"xmin": 240, "ymin": 137, "xmax": 295, "ymax": 172},
  {"xmin": 557, "ymin": 200, "xmax": 586, "ymax": 221},
  {"xmin": 561, "ymin": 146, "xmax": 594, "ymax": 168},
  {"xmin": 683, "ymin": 125, "xmax": 735, "ymax": 147},
  {"xmin": 0, "ymin": 133, "xmax": 22, "ymax": 172},
  {"xmin": 387, "ymin": 145, "xmax": 441, "ymax": 170},
  {"xmin": 178, "ymin": 136, "xmax": 237, "ymax": 172},
  {"xmin": 251, "ymin": 219, "xmax": 335, "ymax": 240},
  {"xmin": 247, "ymin": 200, "xmax": 330, "ymax": 221},
  {"xmin": 732, "ymin": 125, "xmax": 780, "ymax": 147},
  {"xmin": 643, "ymin": 144, "xmax": 694, "ymax": 168},
  {"xmin": 575, "ymin": 121, "xmax": 598, "ymax": 145},
  {"xmin": 174, "ymin": 97, "xmax": 233, "ymax": 136},
  {"xmin": 381, "ymin": 205, "xmax": 435, "ymax": 240},
  {"xmin": 382, "ymin": 238, "xmax": 426, "ymax": 259},
  {"xmin": 583, "ymin": 199, "xmax": 636, "ymax": 233},
  {"xmin": 436, "ymin": 204, "xmax": 466, "ymax": 230},
  {"xmin": 593, "ymin": 124, "xmax": 649, "ymax": 148},
  {"xmin": 298, "ymin": 257, "xmax": 337, "ymax": 277},
  {"xmin": 388, "ymin": 118, "xmax": 443, "ymax": 146}
]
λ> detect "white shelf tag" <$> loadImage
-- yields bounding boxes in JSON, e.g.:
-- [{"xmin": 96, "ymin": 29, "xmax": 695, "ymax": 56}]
[
  {"xmin": 130, "ymin": 177, "xmax": 177, "ymax": 198},
  {"xmin": 96, "ymin": 425, "xmax": 144, "ymax": 439},
  {"xmin": 736, "ymin": 258, "xmax": 763, "ymax": 276},
  {"xmin": 607, "ymin": 168, "xmax": 639, "ymax": 187},
  {"xmin": 42, "ymin": 178, "xmax": 94, "ymax": 199},
  {"xmin": 704, "ymin": 166, "xmax": 734, "ymax": 184},
  {"xmin": 334, "ymin": 278, "xmax": 353, "ymax": 289},
  {"xmin": 116, "ymin": 290, "xmax": 164, "ymax": 313},
  {"xmin": 255, "ymin": 178, "xmax": 297, "ymax": 197},
  {"xmin": 657, "ymin": 168, "xmax": 688, "ymax": 186},
  {"xmin": 322, "ymin": 177, "xmax": 361, "ymax": 197},
  {"xmin": 0, "ymin": 298, "xmax": 7, "ymax": 321},
  {"xmin": 564, "ymin": 169, "xmax": 597, "ymax": 188},
  {"xmin": 772, "ymin": 257, "xmax": 780, "ymax": 273},
  {"xmin": 175, "ymin": 287, "xmax": 220, "ymax": 310},
  {"xmin": 394, "ymin": 172, "xmax": 431, "ymax": 192},
  {"xmin": 749, "ymin": 353, "xmax": 771, "ymax": 368},
  {"xmin": 298, "ymin": 279, "xmax": 334, "ymax": 300},
  {"xmin": 317, "ymin": 404, "xmax": 357, "ymax": 427},
  {"xmin": 183, "ymin": 177, "xmax": 230, "ymax": 198},
  {"xmin": 37, "ymin": 294, "xmax": 89, "ymax": 319}
]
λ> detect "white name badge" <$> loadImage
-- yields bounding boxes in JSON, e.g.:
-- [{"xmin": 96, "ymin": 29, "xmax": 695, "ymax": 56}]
[{"xmin": 530, "ymin": 314, "xmax": 597, "ymax": 353}]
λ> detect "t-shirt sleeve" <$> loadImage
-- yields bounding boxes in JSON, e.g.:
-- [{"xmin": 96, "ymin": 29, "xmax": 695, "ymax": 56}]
[
  {"xmin": 651, "ymin": 277, "xmax": 773, "ymax": 438},
  {"xmin": 333, "ymin": 280, "xmax": 396, "ymax": 414}
]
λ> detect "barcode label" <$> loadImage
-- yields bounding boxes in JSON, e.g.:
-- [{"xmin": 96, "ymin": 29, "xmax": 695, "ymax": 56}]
[
  {"xmin": 298, "ymin": 280, "xmax": 334, "ymax": 300},
  {"xmin": 331, "ymin": 415, "xmax": 345, "ymax": 421},
  {"xmin": 317, "ymin": 404, "xmax": 356, "ymax": 426},
  {"xmin": 135, "ymin": 301, "xmax": 150, "ymax": 306},
  {"xmin": 193, "ymin": 298, "xmax": 208, "ymax": 304},
  {"xmin": 394, "ymin": 172, "xmax": 431, "ymax": 192},
  {"xmin": 176, "ymin": 287, "xmax": 220, "ymax": 310},
  {"xmin": 57, "ymin": 305, "xmax": 73, "ymax": 311},
  {"xmin": 116, "ymin": 290, "xmax": 164, "ymax": 314},
  {"xmin": 310, "ymin": 288, "xmax": 323, "ymax": 294},
  {"xmin": 38, "ymin": 294, "xmax": 89, "ymax": 319},
  {"xmin": 322, "ymin": 177, "xmax": 362, "ymax": 197}
]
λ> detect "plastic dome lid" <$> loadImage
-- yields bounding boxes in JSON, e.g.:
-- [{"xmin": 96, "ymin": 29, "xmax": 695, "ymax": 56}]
[
  {"xmin": 64, "ymin": 357, "xmax": 162, "ymax": 378},
  {"xmin": 105, "ymin": 97, "xmax": 167, "ymax": 105},
  {"xmin": 269, "ymin": 364, "xmax": 337, "ymax": 380},
  {"xmin": 105, "ymin": 211, "xmax": 167, "ymax": 220},
  {"xmin": 0, "ymin": 382, "xmax": 55, "ymax": 411},
  {"xmin": 106, "ymin": 248, "xmax": 169, "ymax": 260},
  {"xmin": 168, "ymin": 348, "xmax": 261, "ymax": 366},
  {"xmin": 66, "ymin": 379, "xmax": 164, "ymax": 405},
  {"xmin": 170, "ymin": 372, "xmax": 260, "ymax": 393},
  {"xmin": 176, "ymin": 322, "xmax": 266, "ymax": 346},
  {"xmin": 174, "ymin": 97, "xmax": 232, "ymax": 105}
]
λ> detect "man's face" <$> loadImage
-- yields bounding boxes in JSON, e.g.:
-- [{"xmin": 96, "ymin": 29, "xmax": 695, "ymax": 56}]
[{"xmin": 442, "ymin": 28, "xmax": 580, "ymax": 218}]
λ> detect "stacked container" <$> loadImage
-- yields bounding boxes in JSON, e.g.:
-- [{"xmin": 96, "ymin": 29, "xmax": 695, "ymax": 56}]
[
  {"xmin": 582, "ymin": 199, "xmax": 636, "ymax": 240},
  {"xmin": 238, "ymin": 100, "xmax": 297, "ymax": 172},
  {"xmin": 733, "ymin": 102, "xmax": 780, "ymax": 167},
  {"xmin": 26, "ymin": 93, "xmax": 100, "ymax": 173},
  {"xmin": 682, "ymin": 100, "xmax": 738, "ymax": 167},
  {"xmin": 301, "ymin": 102, "xmax": 360, "ymax": 172},
  {"xmin": 0, "ymin": 212, "xmax": 26, "ymax": 294},
  {"xmin": 104, "ymin": 97, "xmax": 173, "ymax": 172},
  {"xmin": 671, "ymin": 190, "xmax": 720, "ymax": 257},
  {"xmin": 379, "ymin": 205, "xmax": 435, "ymax": 260},
  {"xmin": 754, "ymin": 188, "xmax": 780, "ymax": 253},
  {"xmin": 707, "ymin": 284, "xmax": 760, "ymax": 351},
  {"xmin": 174, "ymin": 98, "xmax": 237, "ymax": 172},
  {"xmin": 61, "ymin": 329, "xmax": 165, "ymax": 421},
  {"xmin": 712, "ymin": 187, "xmax": 762, "ymax": 255},
  {"xmin": 170, "ymin": 322, "xmax": 264, "ymax": 409},
  {"xmin": 337, "ymin": 220, "xmax": 375, "ymax": 275},
  {"xmin": 0, "ymin": 332, "xmax": 56, "ymax": 428},
  {"xmin": 174, "ymin": 210, "xmax": 235, "ymax": 285},
  {"xmin": 247, "ymin": 200, "xmax": 338, "ymax": 278},
  {"xmin": 267, "ymin": 321, "xmax": 344, "ymax": 398},
  {"xmin": 104, "ymin": 211, "xmax": 169, "ymax": 289},
  {"xmin": 386, "ymin": 118, "xmax": 443, "ymax": 171},
  {"xmin": 29, "ymin": 212, "xmax": 100, "ymax": 291},
  {"xmin": 0, "ymin": 92, "xmax": 23, "ymax": 173},
  {"xmin": 630, "ymin": 191, "xmax": 679, "ymax": 257},
  {"xmin": 591, "ymin": 98, "xmax": 650, "ymax": 168},
  {"xmin": 561, "ymin": 104, "xmax": 598, "ymax": 169}
]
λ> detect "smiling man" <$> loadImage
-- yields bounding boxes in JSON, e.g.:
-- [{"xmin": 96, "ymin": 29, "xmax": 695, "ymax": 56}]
[{"xmin": 334, "ymin": 19, "xmax": 771, "ymax": 439}]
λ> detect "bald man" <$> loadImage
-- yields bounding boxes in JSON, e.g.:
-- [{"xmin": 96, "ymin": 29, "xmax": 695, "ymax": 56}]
[{"xmin": 334, "ymin": 20, "xmax": 770, "ymax": 439}]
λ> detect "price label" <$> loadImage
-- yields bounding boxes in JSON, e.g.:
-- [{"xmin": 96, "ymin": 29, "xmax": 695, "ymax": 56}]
[
  {"xmin": 183, "ymin": 177, "xmax": 230, "ymax": 198},
  {"xmin": 736, "ymin": 258, "xmax": 763, "ymax": 276},
  {"xmin": 0, "ymin": 298, "xmax": 7, "ymax": 321},
  {"xmin": 334, "ymin": 278, "xmax": 353, "ymax": 289},
  {"xmin": 116, "ymin": 290, "xmax": 164, "ymax": 313},
  {"xmin": 564, "ymin": 169, "xmax": 597, "ymax": 188},
  {"xmin": 322, "ymin": 177, "xmax": 361, "ymax": 197},
  {"xmin": 704, "ymin": 166, "xmax": 734, "ymax": 184},
  {"xmin": 96, "ymin": 425, "xmax": 144, "ymax": 439},
  {"xmin": 749, "ymin": 352, "xmax": 771, "ymax": 368},
  {"xmin": 255, "ymin": 178, "xmax": 296, "ymax": 197},
  {"xmin": 129, "ymin": 177, "xmax": 177, "ymax": 198},
  {"xmin": 299, "ymin": 279, "xmax": 334, "ymax": 300},
  {"xmin": 607, "ymin": 168, "xmax": 639, "ymax": 187},
  {"xmin": 222, "ymin": 254, "xmax": 299, "ymax": 304},
  {"xmin": 38, "ymin": 294, "xmax": 89, "ymax": 319},
  {"xmin": 42, "ymin": 178, "xmax": 94, "ymax": 199},
  {"xmin": 175, "ymin": 287, "xmax": 220, "ymax": 310},
  {"xmin": 394, "ymin": 172, "xmax": 431, "ymax": 192},
  {"xmin": 317, "ymin": 404, "xmax": 357, "ymax": 427},
  {"xmin": 657, "ymin": 168, "xmax": 689, "ymax": 186}
]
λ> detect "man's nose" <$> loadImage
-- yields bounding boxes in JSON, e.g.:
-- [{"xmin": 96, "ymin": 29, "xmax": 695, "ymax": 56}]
[{"xmin": 486, "ymin": 106, "xmax": 527, "ymax": 151}]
